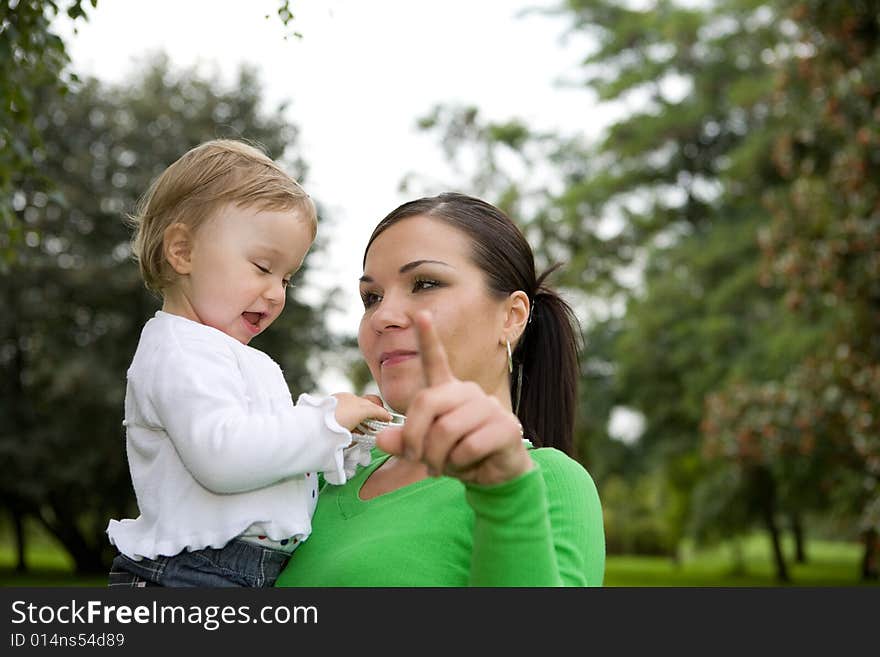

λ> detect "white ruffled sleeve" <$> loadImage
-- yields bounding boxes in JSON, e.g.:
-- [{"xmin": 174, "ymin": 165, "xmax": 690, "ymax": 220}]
[
  {"xmin": 338, "ymin": 440, "xmax": 374, "ymax": 482},
  {"xmin": 294, "ymin": 393, "xmax": 352, "ymax": 485},
  {"xmin": 146, "ymin": 330, "xmax": 355, "ymax": 493}
]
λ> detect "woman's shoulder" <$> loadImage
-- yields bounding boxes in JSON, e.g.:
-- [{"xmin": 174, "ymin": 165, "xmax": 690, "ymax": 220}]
[
  {"xmin": 529, "ymin": 447, "xmax": 600, "ymax": 498},
  {"xmin": 529, "ymin": 445, "xmax": 585, "ymax": 470}
]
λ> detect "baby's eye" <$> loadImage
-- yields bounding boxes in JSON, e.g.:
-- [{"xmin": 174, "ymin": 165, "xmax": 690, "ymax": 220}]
[
  {"xmin": 360, "ymin": 291, "xmax": 381, "ymax": 309},
  {"xmin": 254, "ymin": 263, "xmax": 271, "ymax": 274}
]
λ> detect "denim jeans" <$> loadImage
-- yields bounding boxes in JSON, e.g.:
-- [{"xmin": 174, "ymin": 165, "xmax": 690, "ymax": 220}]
[{"xmin": 107, "ymin": 539, "xmax": 290, "ymax": 588}]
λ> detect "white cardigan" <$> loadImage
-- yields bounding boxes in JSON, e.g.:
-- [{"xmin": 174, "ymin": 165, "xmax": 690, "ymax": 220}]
[{"xmin": 107, "ymin": 311, "xmax": 353, "ymax": 560}]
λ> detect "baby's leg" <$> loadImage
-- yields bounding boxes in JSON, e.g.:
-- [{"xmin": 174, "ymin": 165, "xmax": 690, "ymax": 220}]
[
  {"xmin": 107, "ymin": 553, "xmax": 163, "ymax": 587},
  {"xmin": 159, "ymin": 540, "xmax": 289, "ymax": 587}
]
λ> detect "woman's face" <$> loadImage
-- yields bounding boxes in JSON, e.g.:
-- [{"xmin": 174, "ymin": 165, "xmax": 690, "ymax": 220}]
[{"xmin": 358, "ymin": 215, "xmax": 510, "ymax": 414}]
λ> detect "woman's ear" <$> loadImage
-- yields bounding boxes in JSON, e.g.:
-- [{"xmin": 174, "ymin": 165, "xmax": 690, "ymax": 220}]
[
  {"xmin": 503, "ymin": 290, "xmax": 530, "ymax": 345},
  {"xmin": 163, "ymin": 223, "xmax": 194, "ymax": 275}
]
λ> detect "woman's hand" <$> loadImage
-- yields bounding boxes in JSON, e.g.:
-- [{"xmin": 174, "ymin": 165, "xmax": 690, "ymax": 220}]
[{"xmin": 376, "ymin": 311, "xmax": 534, "ymax": 486}]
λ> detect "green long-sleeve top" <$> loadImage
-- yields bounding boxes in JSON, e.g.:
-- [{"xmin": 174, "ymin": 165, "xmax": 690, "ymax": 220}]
[{"xmin": 273, "ymin": 446, "xmax": 605, "ymax": 587}]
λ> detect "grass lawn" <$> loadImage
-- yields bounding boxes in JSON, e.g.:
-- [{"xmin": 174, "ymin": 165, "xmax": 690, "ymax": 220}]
[
  {"xmin": 0, "ymin": 528, "xmax": 875, "ymax": 587},
  {"xmin": 604, "ymin": 535, "xmax": 874, "ymax": 586}
]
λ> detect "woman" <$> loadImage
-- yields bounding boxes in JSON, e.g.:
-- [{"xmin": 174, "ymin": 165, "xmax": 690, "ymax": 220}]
[{"xmin": 275, "ymin": 192, "xmax": 605, "ymax": 586}]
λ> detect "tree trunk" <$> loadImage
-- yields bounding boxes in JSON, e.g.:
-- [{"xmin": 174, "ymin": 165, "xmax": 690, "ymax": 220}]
[
  {"xmin": 752, "ymin": 467, "xmax": 789, "ymax": 582},
  {"xmin": 11, "ymin": 506, "xmax": 27, "ymax": 572},
  {"xmin": 6, "ymin": 302, "xmax": 30, "ymax": 574},
  {"xmin": 790, "ymin": 511, "xmax": 807, "ymax": 564},
  {"xmin": 862, "ymin": 529, "xmax": 878, "ymax": 581},
  {"xmin": 730, "ymin": 536, "xmax": 746, "ymax": 576},
  {"xmin": 36, "ymin": 508, "xmax": 107, "ymax": 575},
  {"xmin": 764, "ymin": 509, "xmax": 789, "ymax": 583}
]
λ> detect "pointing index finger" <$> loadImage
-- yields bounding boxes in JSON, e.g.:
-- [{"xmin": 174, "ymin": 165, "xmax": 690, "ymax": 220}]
[{"xmin": 415, "ymin": 310, "xmax": 454, "ymax": 386}]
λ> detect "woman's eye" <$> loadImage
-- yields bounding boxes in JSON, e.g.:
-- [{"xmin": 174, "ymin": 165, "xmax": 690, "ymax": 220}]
[
  {"xmin": 413, "ymin": 278, "xmax": 440, "ymax": 292},
  {"xmin": 361, "ymin": 291, "xmax": 381, "ymax": 308},
  {"xmin": 282, "ymin": 278, "xmax": 291, "ymax": 288}
]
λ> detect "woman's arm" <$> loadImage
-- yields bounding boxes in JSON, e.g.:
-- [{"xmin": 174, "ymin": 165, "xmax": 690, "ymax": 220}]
[{"xmin": 466, "ymin": 450, "xmax": 605, "ymax": 586}]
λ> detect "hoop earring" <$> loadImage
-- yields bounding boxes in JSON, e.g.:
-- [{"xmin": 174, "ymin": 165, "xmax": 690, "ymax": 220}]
[
  {"xmin": 506, "ymin": 339, "xmax": 513, "ymax": 374},
  {"xmin": 514, "ymin": 363, "xmax": 523, "ymax": 416}
]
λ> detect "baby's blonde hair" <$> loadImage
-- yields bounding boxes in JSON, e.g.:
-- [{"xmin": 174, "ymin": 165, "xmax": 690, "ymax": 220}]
[{"xmin": 130, "ymin": 139, "xmax": 317, "ymax": 295}]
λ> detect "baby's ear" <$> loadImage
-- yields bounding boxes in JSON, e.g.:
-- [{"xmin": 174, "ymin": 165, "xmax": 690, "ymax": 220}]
[{"xmin": 163, "ymin": 223, "xmax": 194, "ymax": 275}]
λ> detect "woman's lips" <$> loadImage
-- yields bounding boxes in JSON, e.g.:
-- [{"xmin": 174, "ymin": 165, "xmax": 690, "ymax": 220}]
[{"xmin": 380, "ymin": 351, "xmax": 418, "ymax": 367}]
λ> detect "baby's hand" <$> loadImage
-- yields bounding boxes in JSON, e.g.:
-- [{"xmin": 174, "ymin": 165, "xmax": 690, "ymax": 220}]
[{"xmin": 331, "ymin": 392, "xmax": 392, "ymax": 431}]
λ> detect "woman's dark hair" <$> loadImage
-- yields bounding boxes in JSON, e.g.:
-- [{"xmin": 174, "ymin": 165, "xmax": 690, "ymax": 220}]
[{"xmin": 363, "ymin": 192, "xmax": 581, "ymax": 455}]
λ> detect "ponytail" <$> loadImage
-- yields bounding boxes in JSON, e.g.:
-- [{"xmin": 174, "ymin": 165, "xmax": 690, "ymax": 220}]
[{"xmin": 513, "ymin": 265, "xmax": 581, "ymax": 456}]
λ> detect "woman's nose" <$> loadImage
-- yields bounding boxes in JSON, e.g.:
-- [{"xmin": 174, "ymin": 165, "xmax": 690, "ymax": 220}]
[{"xmin": 370, "ymin": 293, "xmax": 411, "ymax": 332}]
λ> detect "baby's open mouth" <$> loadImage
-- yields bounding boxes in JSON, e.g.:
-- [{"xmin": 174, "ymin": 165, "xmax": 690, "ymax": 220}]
[{"xmin": 242, "ymin": 312, "xmax": 263, "ymax": 326}]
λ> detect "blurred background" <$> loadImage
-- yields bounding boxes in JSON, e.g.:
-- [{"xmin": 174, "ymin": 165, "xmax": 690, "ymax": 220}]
[{"xmin": 1, "ymin": 0, "xmax": 878, "ymax": 586}]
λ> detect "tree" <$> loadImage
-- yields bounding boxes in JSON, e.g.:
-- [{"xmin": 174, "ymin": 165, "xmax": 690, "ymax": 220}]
[
  {"xmin": 1, "ymin": 1, "xmax": 95, "ymax": 268},
  {"xmin": 707, "ymin": 0, "xmax": 880, "ymax": 580},
  {"xmin": 417, "ymin": 0, "xmax": 802, "ymax": 554},
  {"xmin": 0, "ymin": 55, "xmax": 334, "ymax": 573}
]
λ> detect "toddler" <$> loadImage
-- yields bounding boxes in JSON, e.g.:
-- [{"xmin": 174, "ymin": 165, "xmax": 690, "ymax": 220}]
[{"xmin": 106, "ymin": 139, "xmax": 389, "ymax": 587}]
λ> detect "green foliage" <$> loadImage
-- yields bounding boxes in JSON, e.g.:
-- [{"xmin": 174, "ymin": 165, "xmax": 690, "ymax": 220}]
[
  {"xmin": 704, "ymin": 1, "xmax": 880, "ymax": 561},
  {"xmin": 601, "ymin": 471, "xmax": 678, "ymax": 556},
  {"xmin": 0, "ymin": 55, "xmax": 330, "ymax": 572},
  {"xmin": 406, "ymin": 104, "xmax": 553, "ymax": 219},
  {"xmin": 0, "ymin": 1, "xmax": 95, "ymax": 269},
  {"xmin": 574, "ymin": 317, "xmax": 622, "ymax": 473}
]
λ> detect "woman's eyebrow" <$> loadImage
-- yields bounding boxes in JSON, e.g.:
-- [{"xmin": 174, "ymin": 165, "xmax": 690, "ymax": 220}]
[
  {"xmin": 360, "ymin": 259, "xmax": 453, "ymax": 284},
  {"xmin": 399, "ymin": 259, "xmax": 453, "ymax": 273}
]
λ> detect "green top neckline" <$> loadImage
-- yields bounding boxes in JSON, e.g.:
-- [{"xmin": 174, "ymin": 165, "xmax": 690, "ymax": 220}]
[
  {"xmin": 336, "ymin": 440, "xmax": 537, "ymax": 518},
  {"xmin": 336, "ymin": 451, "xmax": 446, "ymax": 518}
]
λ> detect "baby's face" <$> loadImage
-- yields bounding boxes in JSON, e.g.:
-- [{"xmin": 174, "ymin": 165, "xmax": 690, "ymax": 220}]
[{"xmin": 178, "ymin": 202, "xmax": 313, "ymax": 344}]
